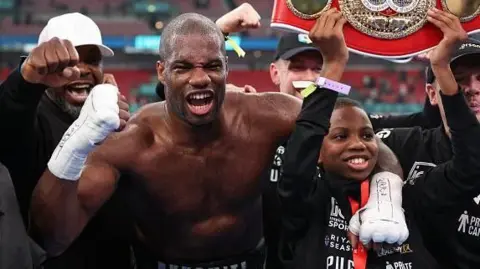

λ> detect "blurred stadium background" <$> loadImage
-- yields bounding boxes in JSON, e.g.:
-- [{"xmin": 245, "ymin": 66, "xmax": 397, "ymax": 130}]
[{"xmin": 1, "ymin": 0, "xmax": 463, "ymax": 114}]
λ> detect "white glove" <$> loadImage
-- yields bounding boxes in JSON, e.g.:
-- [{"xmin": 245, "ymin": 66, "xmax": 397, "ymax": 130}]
[
  {"xmin": 348, "ymin": 172, "xmax": 409, "ymax": 246},
  {"xmin": 48, "ymin": 84, "xmax": 120, "ymax": 180}
]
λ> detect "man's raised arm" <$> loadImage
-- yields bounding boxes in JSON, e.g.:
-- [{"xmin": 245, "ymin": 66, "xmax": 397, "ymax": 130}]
[
  {"xmin": 31, "ymin": 150, "xmax": 119, "ymax": 256},
  {"xmin": 30, "ymin": 84, "xmax": 131, "ymax": 256},
  {"xmin": 252, "ymin": 7, "xmax": 350, "ymax": 140},
  {"xmin": 405, "ymin": 8, "xmax": 480, "ymax": 210}
]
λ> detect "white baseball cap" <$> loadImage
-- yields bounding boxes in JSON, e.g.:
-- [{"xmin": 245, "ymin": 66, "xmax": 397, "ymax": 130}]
[{"xmin": 38, "ymin": 12, "xmax": 114, "ymax": 57}]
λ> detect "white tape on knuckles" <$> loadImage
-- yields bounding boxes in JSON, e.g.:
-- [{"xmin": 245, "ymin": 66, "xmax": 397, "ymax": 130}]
[{"xmin": 48, "ymin": 84, "xmax": 120, "ymax": 180}]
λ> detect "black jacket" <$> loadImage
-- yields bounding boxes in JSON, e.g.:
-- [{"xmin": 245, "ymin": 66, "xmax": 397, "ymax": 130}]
[
  {"xmin": 263, "ymin": 96, "xmax": 440, "ymax": 269},
  {"xmin": 369, "ymin": 95, "xmax": 441, "ymax": 130},
  {"xmin": 378, "ymin": 93, "xmax": 480, "ymax": 269},
  {"xmin": 278, "ymin": 89, "xmax": 480, "ymax": 269},
  {"xmin": 0, "ymin": 66, "xmax": 133, "ymax": 269},
  {"xmin": 0, "ymin": 162, "xmax": 46, "ymax": 269}
]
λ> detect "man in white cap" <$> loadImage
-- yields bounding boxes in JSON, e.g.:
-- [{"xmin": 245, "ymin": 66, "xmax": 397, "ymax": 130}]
[
  {"xmin": 34, "ymin": 12, "xmax": 115, "ymax": 118},
  {"xmin": 0, "ymin": 12, "xmax": 132, "ymax": 269}
]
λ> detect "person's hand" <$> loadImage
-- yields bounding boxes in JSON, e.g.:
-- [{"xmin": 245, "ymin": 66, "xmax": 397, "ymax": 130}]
[
  {"xmin": 48, "ymin": 84, "xmax": 121, "ymax": 180},
  {"xmin": 427, "ymin": 7, "xmax": 467, "ymax": 68},
  {"xmin": 243, "ymin": 84, "xmax": 257, "ymax": 93},
  {"xmin": 415, "ymin": 49, "xmax": 433, "ymax": 62},
  {"xmin": 215, "ymin": 3, "xmax": 261, "ymax": 34},
  {"xmin": 103, "ymin": 73, "xmax": 118, "ymax": 86},
  {"xmin": 102, "ymin": 73, "xmax": 128, "ymax": 130},
  {"xmin": 427, "ymin": 7, "xmax": 466, "ymax": 95},
  {"xmin": 309, "ymin": 8, "xmax": 348, "ymax": 81},
  {"xmin": 117, "ymin": 93, "xmax": 130, "ymax": 131},
  {"xmin": 21, "ymin": 37, "xmax": 81, "ymax": 88},
  {"xmin": 226, "ymin": 83, "xmax": 257, "ymax": 93}
]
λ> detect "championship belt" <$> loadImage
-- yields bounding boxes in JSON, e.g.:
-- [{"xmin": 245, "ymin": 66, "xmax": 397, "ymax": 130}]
[{"xmin": 271, "ymin": 0, "xmax": 480, "ymax": 58}]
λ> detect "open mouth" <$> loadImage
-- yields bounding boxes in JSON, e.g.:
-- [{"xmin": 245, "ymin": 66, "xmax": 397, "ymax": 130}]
[
  {"xmin": 65, "ymin": 82, "xmax": 94, "ymax": 104},
  {"xmin": 292, "ymin": 81, "xmax": 316, "ymax": 95},
  {"xmin": 469, "ymin": 103, "xmax": 480, "ymax": 113},
  {"xmin": 292, "ymin": 81, "xmax": 314, "ymax": 89},
  {"xmin": 186, "ymin": 91, "xmax": 215, "ymax": 116},
  {"xmin": 344, "ymin": 156, "xmax": 370, "ymax": 171}
]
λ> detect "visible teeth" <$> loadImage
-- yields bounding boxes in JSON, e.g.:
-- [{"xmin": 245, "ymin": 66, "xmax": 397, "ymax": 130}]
[
  {"xmin": 190, "ymin": 93, "xmax": 212, "ymax": 100},
  {"xmin": 348, "ymin": 158, "xmax": 366, "ymax": 164},
  {"xmin": 69, "ymin": 84, "xmax": 91, "ymax": 89}
]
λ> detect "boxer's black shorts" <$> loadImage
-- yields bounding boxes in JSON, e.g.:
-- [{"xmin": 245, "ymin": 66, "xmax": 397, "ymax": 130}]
[{"xmin": 133, "ymin": 239, "xmax": 266, "ymax": 269}]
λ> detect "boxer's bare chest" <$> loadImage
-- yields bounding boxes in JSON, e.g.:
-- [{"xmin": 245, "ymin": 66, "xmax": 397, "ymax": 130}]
[
  {"xmin": 133, "ymin": 136, "xmax": 268, "ymax": 214},
  {"xmin": 123, "ymin": 121, "xmax": 277, "ymax": 259}
]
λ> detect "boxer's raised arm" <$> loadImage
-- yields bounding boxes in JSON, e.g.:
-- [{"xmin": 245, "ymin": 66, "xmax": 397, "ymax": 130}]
[
  {"xmin": 30, "ymin": 147, "xmax": 120, "ymax": 256},
  {"xmin": 30, "ymin": 84, "xmax": 131, "ymax": 256},
  {"xmin": 30, "ymin": 120, "xmax": 143, "ymax": 256}
]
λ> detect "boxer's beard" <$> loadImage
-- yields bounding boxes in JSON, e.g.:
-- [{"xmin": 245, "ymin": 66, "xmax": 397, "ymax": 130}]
[{"xmin": 46, "ymin": 88, "xmax": 83, "ymax": 119}]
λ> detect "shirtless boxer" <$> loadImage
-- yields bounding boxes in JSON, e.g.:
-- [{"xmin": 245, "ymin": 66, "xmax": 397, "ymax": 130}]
[{"xmin": 31, "ymin": 10, "xmax": 407, "ymax": 269}]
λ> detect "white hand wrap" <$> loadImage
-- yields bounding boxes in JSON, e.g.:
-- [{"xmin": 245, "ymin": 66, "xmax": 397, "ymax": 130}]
[
  {"xmin": 348, "ymin": 172, "xmax": 409, "ymax": 245},
  {"xmin": 48, "ymin": 84, "xmax": 120, "ymax": 181}
]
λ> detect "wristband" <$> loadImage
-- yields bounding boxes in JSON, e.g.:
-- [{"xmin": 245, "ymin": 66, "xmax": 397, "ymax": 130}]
[
  {"xmin": 223, "ymin": 32, "xmax": 245, "ymax": 58},
  {"xmin": 294, "ymin": 77, "xmax": 351, "ymax": 98},
  {"xmin": 316, "ymin": 77, "xmax": 351, "ymax": 95}
]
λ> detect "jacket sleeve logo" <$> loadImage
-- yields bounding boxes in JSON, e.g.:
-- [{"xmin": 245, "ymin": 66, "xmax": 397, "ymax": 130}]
[
  {"xmin": 376, "ymin": 128, "xmax": 393, "ymax": 139},
  {"xmin": 405, "ymin": 161, "xmax": 436, "ymax": 185}
]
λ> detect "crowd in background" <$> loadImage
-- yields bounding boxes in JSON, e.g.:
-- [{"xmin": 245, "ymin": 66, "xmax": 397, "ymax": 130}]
[{"xmin": 3, "ymin": 2, "xmax": 480, "ymax": 269}]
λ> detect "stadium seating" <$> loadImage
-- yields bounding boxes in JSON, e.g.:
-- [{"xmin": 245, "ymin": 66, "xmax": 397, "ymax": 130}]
[
  {"xmin": 0, "ymin": 68, "xmax": 426, "ymax": 101},
  {"xmin": 0, "ymin": 0, "xmax": 277, "ymax": 36},
  {"xmin": 0, "ymin": 0, "xmax": 425, "ymax": 115}
]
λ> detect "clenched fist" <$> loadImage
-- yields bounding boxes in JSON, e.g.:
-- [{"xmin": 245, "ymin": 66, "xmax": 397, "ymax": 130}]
[
  {"xmin": 309, "ymin": 8, "xmax": 349, "ymax": 65},
  {"xmin": 48, "ymin": 84, "xmax": 125, "ymax": 180},
  {"xmin": 216, "ymin": 3, "xmax": 261, "ymax": 34},
  {"xmin": 117, "ymin": 93, "xmax": 130, "ymax": 131},
  {"xmin": 308, "ymin": 8, "xmax": 348, "ymax": 81},
  {"xmin": 103, "ymin": 73, "xmax": 118, "ymax": 86},
  {"xmin": 21, "ymin": 37, "xmax": 81, "ymax": 88}
]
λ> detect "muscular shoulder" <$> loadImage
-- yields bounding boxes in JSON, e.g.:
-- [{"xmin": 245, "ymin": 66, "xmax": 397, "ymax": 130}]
[
  {"xmin": 87, "ymin": 105, "xmax": 160, "ymax": 169},
  {"xmin": 130, "ymin": 101, "xmax": 167, "ymax": 125},
  {"xmin": 225, "ymin": 91, "xmax": 301, "ymax": 137},
  {"xmin": 226, "ymin": 90, "xmax": 300, "ymax": 115}
]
